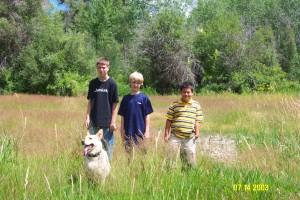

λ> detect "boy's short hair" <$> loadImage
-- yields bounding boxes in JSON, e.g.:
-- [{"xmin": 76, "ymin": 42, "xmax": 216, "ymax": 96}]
[
  {"xmin": 129, "ymin": 71, "xmax": 144, "ymax": 84},
  {"xmin": 96, "ymin": 57, "xmax": 110, "ymax": 67},
  {"xmin": 180, "ymin": 81, "xmax": 194, "ymax": 92}
]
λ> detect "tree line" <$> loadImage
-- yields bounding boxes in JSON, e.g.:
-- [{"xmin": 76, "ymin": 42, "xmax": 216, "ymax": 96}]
[{"xmin": 1, "ymin": 0, "xmax": 300, "ymax": 95}]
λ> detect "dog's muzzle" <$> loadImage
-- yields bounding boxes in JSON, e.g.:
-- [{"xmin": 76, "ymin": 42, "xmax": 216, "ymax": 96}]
[{"xmin": 82, "ymin": 143, "xmax": 94, "ymax": 156}]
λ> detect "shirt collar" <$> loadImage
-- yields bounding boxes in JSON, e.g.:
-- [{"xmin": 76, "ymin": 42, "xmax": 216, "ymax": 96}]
[{"xmin": 178, "ymin": 98, "xmax": 193, "ymax": 105}]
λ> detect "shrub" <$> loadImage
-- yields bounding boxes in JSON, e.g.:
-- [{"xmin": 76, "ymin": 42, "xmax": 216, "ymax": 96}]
[
  {"xmin": 47, "ymin": 72, "xmax": 89, "ymax": 96},
  {"xmin": 0, "ymin": 68, "xmax": 13, "ymax": 94}
]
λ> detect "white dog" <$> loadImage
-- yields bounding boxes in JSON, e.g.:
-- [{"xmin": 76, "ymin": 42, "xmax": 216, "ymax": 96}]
[{"xmin": 82, "ymin": 129, "xmax": 110, "ymax": 185}]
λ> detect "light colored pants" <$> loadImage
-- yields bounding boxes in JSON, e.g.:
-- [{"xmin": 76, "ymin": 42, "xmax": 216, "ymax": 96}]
[{"xmin": 167, "ymin": 133, "xmax": 196, "ymax": 169}]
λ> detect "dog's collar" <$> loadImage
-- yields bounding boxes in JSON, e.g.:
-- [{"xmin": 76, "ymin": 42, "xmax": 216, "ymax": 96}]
[{"xmin": 87, "ymin": 152, "xmax": 101, "ymax": 157}]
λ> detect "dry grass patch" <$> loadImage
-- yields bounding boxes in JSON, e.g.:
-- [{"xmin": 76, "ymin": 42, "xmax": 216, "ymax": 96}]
[{"xmin": 238, "ymin": 146, "xmax": 281, "ymax": 172}]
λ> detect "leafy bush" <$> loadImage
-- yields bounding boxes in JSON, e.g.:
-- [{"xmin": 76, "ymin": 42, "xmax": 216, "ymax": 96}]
[
  {"xmin": 275, "ymin": 80, "xmax": 300, "ymax": 94},
  {"xmin": 117, "ymin": 82, "xmax": 131, "ymax": 96},
  {"xmin": 250, "ymin": 65, "xmax": 285, "ymax": 92},
  {"xmin": 0, "ymin": 68, "xmax": 13, "ymax": 94},
  {"xmin": 231, "ymin": 64, "xmax": 286, "ymax": 93},
  {"xmin": 46, "ymin": 72, "xmax": 89, "ymax": 96},
  {"xmin": 193, "ymin": 13, "xmax": 243, "ymax": 90},
  {"xmin": 5, "ymin": 14, "xmax": 95, "ymax": 96},
  {"xmin": 201, "ymin": 83, "xmax": 228, "ymax": 93},
  {"xmin": 141, "ymin": 86, "xmax": 157, "ymax": 96}
]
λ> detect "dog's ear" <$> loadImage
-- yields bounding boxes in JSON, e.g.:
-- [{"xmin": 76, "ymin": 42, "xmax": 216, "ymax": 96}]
[
  {"xmin": 86, "ymin": 131, "xmax": 90, "ymax": 136},
  {"xmin": 96, "ymin": 129, "xmax": 103, "ymax": 139}
]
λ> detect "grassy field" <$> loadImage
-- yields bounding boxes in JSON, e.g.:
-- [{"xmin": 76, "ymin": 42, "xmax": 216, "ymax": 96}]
[{"xmin": 0, "ymin": 93, "xmax": 299, "ymax": 199}]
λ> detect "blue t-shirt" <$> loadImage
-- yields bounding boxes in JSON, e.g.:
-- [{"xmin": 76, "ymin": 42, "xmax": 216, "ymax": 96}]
[{"xmin": 118, "ymin": 93, "xmax": 153, "ymax": 138}]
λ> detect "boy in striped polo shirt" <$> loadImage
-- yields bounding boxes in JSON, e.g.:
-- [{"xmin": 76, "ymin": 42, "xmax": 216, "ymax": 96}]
[{"xmin": 164, "ymin": 81, "xmax": 203, "ymax": 169}]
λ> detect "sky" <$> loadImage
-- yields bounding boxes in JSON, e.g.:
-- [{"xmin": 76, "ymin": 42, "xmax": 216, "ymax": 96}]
[{"xmin": 49, "ymin": 0, "xmax": 67, "ymax": 12}]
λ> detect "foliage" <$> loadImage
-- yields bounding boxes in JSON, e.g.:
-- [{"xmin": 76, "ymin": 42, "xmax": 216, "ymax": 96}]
[
  {"xmin": 230, "ymin": 27, "xmax": 285, "ymax": 93},
  {"xmin": 190, "ymin": 0, "xmax": 300, "ymax": 94},
  {"xmin": 0, "ymin": 0, "xmax": 43, "ymax": 65},
  {"xmin": 73, "ymin": 0, "xmax": 153, "ymax": 78},
  {"xmin": 132, "ymin": 9, "xmax": 196, "ymax": 94},
  {"xmin": 116, "ymin": 81, "xmax": 131, "ymax": 97},
  {"xmin": 277, "ymin": 27, "xmax": 300, "ymax": 82},
  {"xmin": 0, "ymin": 68, "xmax": 13, "ymax": 94},
  {"xmin": 12, "ymin": 15, "xmax": 95, "ymax": 95},
  {"xmin": 193, "ymin": 12, "xmax": 244, "ymax": 90},
  {"xmin": 0, "ymin": 0, "xmax": 300, "ymax": 95},
  {"xmin": 231, "ymin": 64, "xmax": 286, "ymax": 93},
  {"xmin": 46, "ymin": 72, "xmax": 89, "ymax": 96}
]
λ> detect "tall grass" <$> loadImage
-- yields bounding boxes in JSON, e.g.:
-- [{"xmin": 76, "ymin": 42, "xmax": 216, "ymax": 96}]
[{"xmin": 0, "ymin": 93, "xmax": 299, "ymax": 199}]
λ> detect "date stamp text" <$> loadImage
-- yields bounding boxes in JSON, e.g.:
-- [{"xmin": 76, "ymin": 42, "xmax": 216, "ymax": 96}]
[{"xmin": 233, "ymin": 184, "xmax": 269, "ymax": 191}]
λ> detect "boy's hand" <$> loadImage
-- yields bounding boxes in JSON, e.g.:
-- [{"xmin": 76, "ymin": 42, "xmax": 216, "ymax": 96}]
[
  {"xmin": 144, "ymin": 132, "xmax": 150, "ymax": 139},
  {"xmin": 85, "ymin": 117, "xmax": 90, "ymax": 129},
  {"xmin": 194, "ymin": 135, "xmax": 199, "ymax": 142},
  {"xmin": 164, "ymin": 134, "xmax": 170, "ymax": 142},
  {"xmin": 109, "ymin": 123, "xmax": 116, "ymax": 132}
]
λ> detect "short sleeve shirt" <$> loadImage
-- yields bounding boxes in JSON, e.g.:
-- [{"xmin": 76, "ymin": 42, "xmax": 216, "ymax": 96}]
[
  {"xmin": 166, "ymin": 98, "xmax": 203, "ymax": 138},
  {"xmin": 118, "ymin": 93, "xmax": 153, "ymax": 137},
  {"xmin": 87, "ymin": 77, "xmax": 119, "ymax": 127}
]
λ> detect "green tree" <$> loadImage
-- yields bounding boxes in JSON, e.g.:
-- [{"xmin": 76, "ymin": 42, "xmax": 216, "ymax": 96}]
[
  {"xmin": 0, "ymin": 0, "xmax": 44, "ymax": 94},
  {"xmin": 0, "ymin": 0, "xmax": 43, "ymax": 67},
  {"xmin": 13, "ymin": 15, "xmax": 95, "ymax": 95},
  {"xmin": 74, "ymin": 0, "xmax": 152, "ymax": 70},
  {"xmin": 0, "ymin": 68, "xmax": 13, "ymax": 94},
  {"xmin": 193, "ymin": 13, "xmax": 244, "ymax": 91},
  {"xmin": 232, "ymin": 27, "xmax": 285, "ymax": 92},
  {"xmin": 278, "ymin": 27, "xmax": 300, "ymax": 81},
  {"xmin": 189, "ymin": 0, "xmax": 230, "ymax": 28},
  {"xmin": 132, "ymin": 9, "xmax": 196, "ymax": 94},
  {"xmin": 75, "ymin": 0, "xmax": 124, "ymax": 76}
]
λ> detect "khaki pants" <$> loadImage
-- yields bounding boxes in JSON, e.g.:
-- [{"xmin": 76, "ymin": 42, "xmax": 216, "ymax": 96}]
[{"xmin": 166, "ymin": 134, "xmax": 196, "ymax": 170}]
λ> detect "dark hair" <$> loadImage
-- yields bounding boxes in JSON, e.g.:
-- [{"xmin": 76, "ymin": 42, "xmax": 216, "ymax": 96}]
[{"xmin": 180, "ymin": 81, "xmax": 194, "ymax": 92}]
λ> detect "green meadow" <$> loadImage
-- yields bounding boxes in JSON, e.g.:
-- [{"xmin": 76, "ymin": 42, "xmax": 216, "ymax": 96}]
[{"xmin": 0, "ymin": 93, "xmax": 299, "ymax": 199}]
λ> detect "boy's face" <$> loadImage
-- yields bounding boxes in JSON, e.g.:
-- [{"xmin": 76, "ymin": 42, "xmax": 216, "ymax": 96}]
[
  {"xmin": 181, "ymin": 88, "xmax": 193, "ymax": 103},
  {"xmin": 97, "ymin": 64, "xmax": 109, "ymax": 78},
  {"xmin": 130, "ymin": 79, "xmax": 142, "ymax": 93}
]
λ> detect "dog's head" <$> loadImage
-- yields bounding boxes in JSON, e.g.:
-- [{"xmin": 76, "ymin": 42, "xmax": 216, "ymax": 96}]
[{"xmin": 82, "ymin": 129, "xmax": 104, "ymax": 157}]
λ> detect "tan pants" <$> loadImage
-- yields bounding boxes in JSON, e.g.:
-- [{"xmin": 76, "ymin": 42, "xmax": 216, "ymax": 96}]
[{"xmin": 166, "ymin": 134, "xmax": 196, "ymax": 170}]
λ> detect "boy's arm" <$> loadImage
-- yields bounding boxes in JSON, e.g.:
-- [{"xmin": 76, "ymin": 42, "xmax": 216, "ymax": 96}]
[
  {"xmin": 194, "ymin": 121, "xmax": 200, "ymax": 139},
  {"xmin": 110, "ymin": 102, "xmax": 118, "ymax": 132},
  {"xmin": 144, "ymin": 114, "xmax": 150, "ymax": 139},
  {"xmin": 85, "ymin": 100, "xmax": 91, "ymax": 129},
  {"xmin": 164, "ymin": 119, "xmax": 172, "ymax": 142},
  {"xmin": 120, "ymin": 116, "xmax": 125, "ymax": 141}
]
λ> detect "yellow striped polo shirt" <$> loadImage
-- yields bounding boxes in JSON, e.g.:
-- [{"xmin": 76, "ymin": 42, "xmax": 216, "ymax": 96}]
[{"xmin": 166, "ymin": 98, "xmax": 203, "ymax": 139}]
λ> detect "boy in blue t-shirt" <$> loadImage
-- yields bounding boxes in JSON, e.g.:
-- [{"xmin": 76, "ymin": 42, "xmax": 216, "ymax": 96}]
[{"xmin": 118, "ymin": 71, "xmax": 154, "ymax": 156}]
